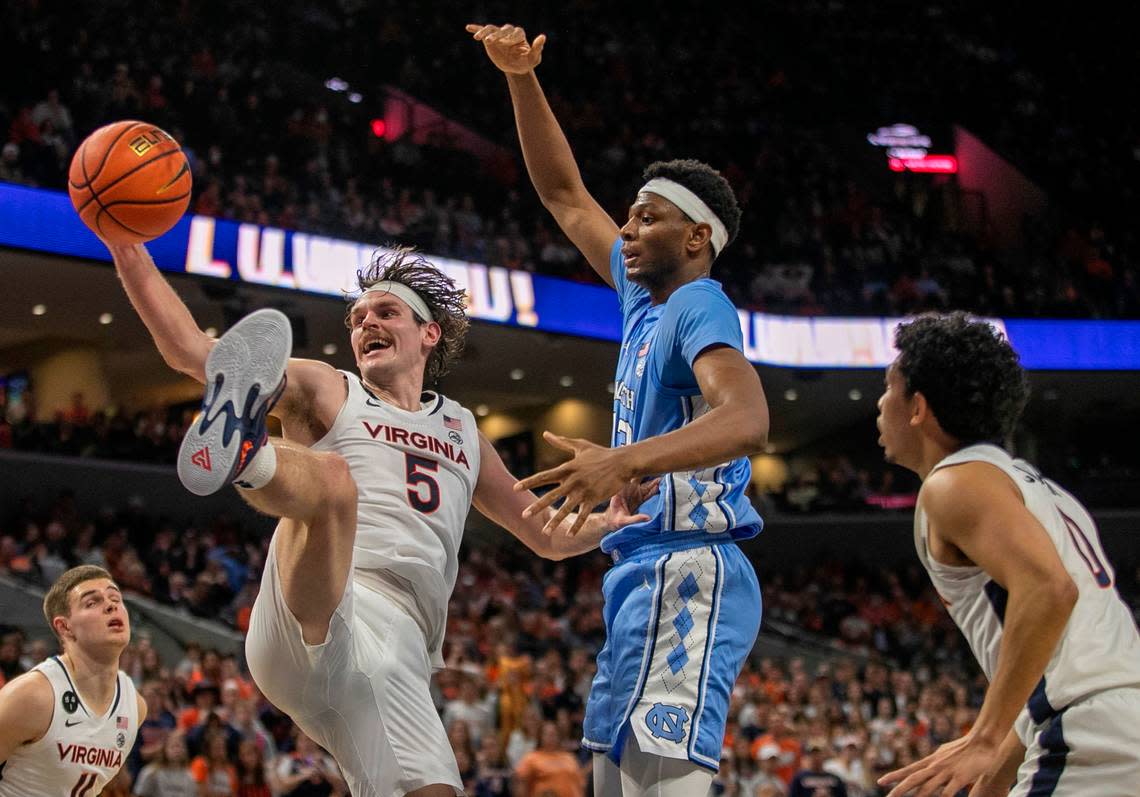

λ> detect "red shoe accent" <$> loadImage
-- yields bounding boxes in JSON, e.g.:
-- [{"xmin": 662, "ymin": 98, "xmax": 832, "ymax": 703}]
[
  {"xmin": 237, "ymin": 440, "xmax": 254, "ymax": 471},
  {"xmin": 191, "ymin": 447, "xmax": 212, "ymax": 471}
]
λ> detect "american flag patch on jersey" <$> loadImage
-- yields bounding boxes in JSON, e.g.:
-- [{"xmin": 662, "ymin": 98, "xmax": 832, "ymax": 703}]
[
  {"xmin": 637, "ymin": 341, "xmax": 651, "ymax": 357},
  {"xmin": 116, "ymin": 716, "xmax": 128, "ymax": 729},
  {"xmin": 443, "ymin": 415, "xmax": 463, "ymax": 431}
]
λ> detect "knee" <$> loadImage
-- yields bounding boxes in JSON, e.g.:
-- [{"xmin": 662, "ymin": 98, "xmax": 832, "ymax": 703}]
[{"xmin": 317, "ymin": 453, "xmax": 357, "ymax": 515}]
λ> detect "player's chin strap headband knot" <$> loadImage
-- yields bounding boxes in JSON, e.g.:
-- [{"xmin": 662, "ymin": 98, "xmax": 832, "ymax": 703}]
[
  {"xmin": 640, "ymin": 178, "xmax": 729, "ymax": 258},
  {"xmin": 363, "ymin": 281, "xmax": 433, "ymax": 322}
]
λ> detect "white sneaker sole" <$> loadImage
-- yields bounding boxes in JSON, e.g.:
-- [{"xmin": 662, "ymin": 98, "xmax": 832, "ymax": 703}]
[{"xmin": 176, "ymin": 308, "xmax": 292, "ymax": 496}]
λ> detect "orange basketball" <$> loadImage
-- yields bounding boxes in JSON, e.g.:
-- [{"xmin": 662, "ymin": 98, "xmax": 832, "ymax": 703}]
[{"xmin": 68, "ymin": 120, "xmax": 192, "ymax": 245}]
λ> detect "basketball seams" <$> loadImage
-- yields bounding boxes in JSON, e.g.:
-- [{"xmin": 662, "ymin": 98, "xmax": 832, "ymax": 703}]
[
  {"xmin": 95, "ymin": 206, "xmax": 149, "ymax": 240},
  {"xmin": 100, "ymin": 194, "xmax": 192, "ymax": 207},
  {"xmin": 75, "ymin": 147, "xmax": 186, "ymax": 214},
  {"xmin": 69, "ymin": 120, "xmax": 146, "ymax": 190},
  {"xmin": 70, "ymin": 120, "xmax": 192, "ymax": 244}
]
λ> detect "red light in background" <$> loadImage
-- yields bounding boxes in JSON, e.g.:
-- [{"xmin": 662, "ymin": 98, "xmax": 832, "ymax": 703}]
[
  {"xmin": 370, "ymin": 118, "xmax": 386, "ymax": 138},
  {"xmin": 888, "ymin": 155, "xmax": 958, "ymax": 174}
]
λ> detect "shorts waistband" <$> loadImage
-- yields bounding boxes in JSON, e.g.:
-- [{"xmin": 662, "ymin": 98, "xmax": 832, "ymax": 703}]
[{"xmin": 609, "ymin": 531, "xmax": 739, "ymax": 564}]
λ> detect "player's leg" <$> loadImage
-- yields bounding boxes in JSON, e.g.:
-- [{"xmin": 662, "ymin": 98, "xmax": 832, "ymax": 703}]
[
  {"xmin": 306, "ymin": 587, "xmax": 463, "ymax": 797},
  {"xmin": 617, "ymin": 737, "xmax": 714, "ymax": 796},
  {"xmin": 594, "ymin": 752, "xmax": 624, "ymax": 797},
  {"xmin": 176, "ymin": 308, "xmax": 356, "ymax": 645},
  {"xmin": 240, "ymin": 440, "xmax": 357, "ymax": 645},
  {"xmin": 620, "ymin": 544, "xmax": 760, "ymax": 794}
]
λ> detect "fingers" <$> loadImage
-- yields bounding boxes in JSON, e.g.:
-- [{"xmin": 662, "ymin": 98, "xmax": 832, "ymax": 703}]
[
  {"xmin": 542, "ymin": 430, "xmax": 582, "ymax": 452},
  {"xmin": 469, "ymin": 23, "xmax": 525, "ymax": 46},
  {"xmin": 466, "ymin": 23, "xmax": 497, "ymax": 40},
  {"xmin": 566, "ymin": 509, "xmax": 590, "ymax": 538},
  {"xmin": 879, "ymin": 758, "xmax": 926, "ymax": 786},
  {"xmin": 514, "ymin": 464, "xmax": 566, "ymax": 494},
  {"xmin": 885, "ymin": 766, "xmax": 948, "ymax": 797},
  {"xmin": 541, "ymin": 498, "xmax": 577, "ymax": 536},
  {"xmin": 532, "ymin": 33, "xmax": 547, "ymax": 57},
  {"xmin": 522, "ymin": 486, "xmax": 566, "ymax": 519}
]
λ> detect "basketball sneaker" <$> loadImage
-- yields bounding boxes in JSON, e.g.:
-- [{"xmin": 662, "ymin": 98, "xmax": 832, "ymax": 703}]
[{"xmin": 177, "ymin": 308, "xmax": 291, "ymax": 496}]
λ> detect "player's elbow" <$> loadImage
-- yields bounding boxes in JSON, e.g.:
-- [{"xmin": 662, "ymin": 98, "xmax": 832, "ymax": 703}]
[
  {"xmin": 739, "ymin": 414, "xmax": 768, "ymax": 456},
  {"xmin": 1050, "ymin": 573, "xmax": 1079, "ymax": 616}
]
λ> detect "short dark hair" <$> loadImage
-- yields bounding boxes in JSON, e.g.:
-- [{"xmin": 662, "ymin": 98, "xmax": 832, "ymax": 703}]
[
  {"xmin": 893, "ymin": 312, "xmax": 1030, "ymax": 445},
  {"xmin": 348, "ymin": 246, "xmax": 469, "ymax": 384},
  {"xmin": 642, "ymin": 159, "xmax": 742, "ymax": 254},
  {"xmin": 43, "ymin": 565, "xmax": 115, "ymax": 639}
]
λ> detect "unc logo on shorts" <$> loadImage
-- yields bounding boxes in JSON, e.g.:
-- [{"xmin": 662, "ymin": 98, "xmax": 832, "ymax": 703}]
[{"xmin": 645, "ymin": 702, "xmax": 688, "ymax": 743}]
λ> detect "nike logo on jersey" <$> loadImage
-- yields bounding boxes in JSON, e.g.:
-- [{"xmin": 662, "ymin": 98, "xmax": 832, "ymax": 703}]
[{"xmin": 64, "ymin": 719, "xmax": 84, "ymax": 727}]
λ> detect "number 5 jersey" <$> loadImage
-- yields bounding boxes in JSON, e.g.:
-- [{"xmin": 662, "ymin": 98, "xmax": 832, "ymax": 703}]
[{"xmin": 311, "ymin": 372, "xmax": 480, "ymax": 668}]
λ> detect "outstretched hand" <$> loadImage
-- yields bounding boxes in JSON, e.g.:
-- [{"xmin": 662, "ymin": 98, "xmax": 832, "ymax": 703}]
[
  {"xmin": 515, "ymin": 431, "xmax": 636, "ymax": 537},
  {"xmin": 466, "ymin": 23, "xmax": 546, "ymax": 74},
  {"xmin": 602, "ymin": 477, "xmax": 661, "ymax": 533},
  {"xmin": 878, "ymin": 733, "xmax": 1002, "ymax": 797}
]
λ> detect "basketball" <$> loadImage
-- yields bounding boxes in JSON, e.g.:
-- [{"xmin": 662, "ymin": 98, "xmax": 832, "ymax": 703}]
[{"xmin": 67, "ymin": 120, "xmax": 192, "ymax": 245}]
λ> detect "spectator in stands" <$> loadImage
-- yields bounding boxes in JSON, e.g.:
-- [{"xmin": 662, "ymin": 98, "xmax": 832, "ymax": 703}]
[
  {"xmin": 0, "ymin": 632, "xmax": 25, "ymax": 683},
  {"xmin": 234, "ymin": 739, "xmax": 273, "ymax": 797},
  {"xmin": 823, "ymin": 736, "xmax": 868, "ymax": 797},
  {"xmin": 273, "ymin": 729, "xmax": 346, "ymax": 797},
  {"xmin": 789, "ymin": 740, "xmax": 848, "ymax": 797},
  {"xmin": 512, "ymin": 721, "xmax": 586, "ymax": 797},
  {"xmin": 131, "ymin": 680, "xmax": 178, "ymax": 775},
  {"xmin": 472, "ymin": 732, "xmax": 511, "ymax": 797},
  {"xmin": 190, "ymin": 729, "xmax": 238, "ymax": 796},
  {"xmin": 505, "ymin": 704, "xmax": 543, "ymax": 769},
  {"xmin": 751, "ymin": 704, "xmax": 802, "ymax": 785},
  {"xmin": 132, "ymin": 730, "xmax": 197, "ymax": 797},
  {"xmin": 443, "ymin": 673, "xmax": 494, "ymax": 747},
  {"xmin": 755, "ymin": 744, "xmax": 789, "ymax": 795}
]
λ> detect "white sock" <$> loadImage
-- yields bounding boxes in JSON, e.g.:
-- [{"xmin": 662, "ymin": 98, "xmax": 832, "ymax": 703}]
[{"xmin": 234, "ymin": 442, "xmax": 277, "ymax": 490}]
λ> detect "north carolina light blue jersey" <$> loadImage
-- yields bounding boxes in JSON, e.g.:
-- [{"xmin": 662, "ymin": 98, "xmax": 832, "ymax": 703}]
[{"xmin": 603, "ymin": 238, "xmax": 763, "ymax": 554}]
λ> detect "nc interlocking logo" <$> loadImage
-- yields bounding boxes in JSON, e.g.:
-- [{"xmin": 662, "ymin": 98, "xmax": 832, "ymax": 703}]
[{"xmin": 645, "ymin": 702, "xmax": 689, "ymax": 743}]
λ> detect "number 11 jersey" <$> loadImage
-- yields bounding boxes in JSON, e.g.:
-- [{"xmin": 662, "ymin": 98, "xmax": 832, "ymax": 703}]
[{"xmin": 914, "ymin": 443, "xmax": 1140, "ymax": 731}]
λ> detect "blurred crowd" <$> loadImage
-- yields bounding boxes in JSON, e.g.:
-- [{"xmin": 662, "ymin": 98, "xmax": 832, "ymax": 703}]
[
  {"xmin": 2, "ymin": 1, "xmax": 1138, "ymax": 318},
  {"xmin": 0, "ymin": 389, "xmax": 929, "ymax": 518},
  {"xmin": 7, "ymin": 389, "xmax": 1140, "ymax": 515},
  {"xmin": 3, "ymin": 487, "xmax": 1138, "ymax": 795}
]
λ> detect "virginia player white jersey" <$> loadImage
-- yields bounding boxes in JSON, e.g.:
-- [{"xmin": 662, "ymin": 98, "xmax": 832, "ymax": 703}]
[
  {"xmin": 0, "ymin": 656, "xmax": 138, "ymax": 797},
  {"xmin": 310, "ymin": 371, "xmax": 480, "ymax": 665},
  {"xmin": 915, "ymin": 443, "xmax": 1140, "ymax": 732}
]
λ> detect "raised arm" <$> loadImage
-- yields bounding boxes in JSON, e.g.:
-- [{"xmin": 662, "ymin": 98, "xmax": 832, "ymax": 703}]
[
  {"xmin": 107, "ymin": 243, "xmax": 215, "ymax": 380},
  {"xmin": 105, "ymin": 243, "xmax": 345, "ymax": 443},
  {"xmin": 467, "ymin": 23, "xmax": 619, "ymax": 286}
]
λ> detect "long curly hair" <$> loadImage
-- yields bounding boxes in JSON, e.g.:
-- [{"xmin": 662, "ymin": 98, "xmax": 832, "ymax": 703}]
[
  {"xmin": 347, "ymin": 246, "xmax": 469, "ymax": 384},
  {"xmin": 894, "ymin": 312, "xmax": 1030, "ymax": 445}
]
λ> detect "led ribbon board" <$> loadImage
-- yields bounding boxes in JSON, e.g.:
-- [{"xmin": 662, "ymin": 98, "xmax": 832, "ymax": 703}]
[{"xmin": 1, "ymin": 184, "xmax": 1137, "ymax": 370}]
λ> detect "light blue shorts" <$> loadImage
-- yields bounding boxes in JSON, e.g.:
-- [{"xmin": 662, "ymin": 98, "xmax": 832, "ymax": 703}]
[{"xmin": 582, "ymin": 534, "xmax": 761, "ymax": 771}]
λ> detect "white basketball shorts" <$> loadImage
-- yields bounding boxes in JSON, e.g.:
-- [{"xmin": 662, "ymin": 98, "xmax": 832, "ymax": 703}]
[{"xmin": 246, "ymin": 535, "xmax": 462, "ymax": 797}]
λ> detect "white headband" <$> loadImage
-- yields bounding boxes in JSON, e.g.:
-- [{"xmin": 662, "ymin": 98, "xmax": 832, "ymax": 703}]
[
  {"xmin": 362, "ymin": 281, "xmax": 433, "ymax": 322},
  {"xmin": 640, "ymin": 177, "xmax": 729, "ymax": 257}
]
